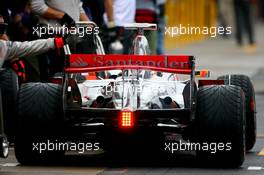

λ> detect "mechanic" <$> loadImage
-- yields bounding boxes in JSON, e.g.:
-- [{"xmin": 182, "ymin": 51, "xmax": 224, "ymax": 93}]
[
  {"xmin": 104, "ymin": 0, "xmax": 136, "ymax": 54},
  {"xmin": 30, "ymin": 0, "xmax": 90, "ymax": 81},
  {"xmin": 156, "ymin": 0, "xmax": 166, "ymax": 55},
  {"xmin": 0, "ymin": 16, "xmax": 8, "ymax": 41},
  {"xmin": 5, "ymin": 1, "xmax": 41, "ymax": 82},
  {"xmin": 82, "ymin": 0, "xmax": 105, "ymax": 27},
  {"xmin": 0, "ymin": 19, "xmax": 65, "ymax": 69},
  {"xmin": 136, "ymin": 0, "xmax": 158, "ymax": 55},
  {"xmin": 30, "ymin": 0, "xmax": 89, "ymax": 28}
]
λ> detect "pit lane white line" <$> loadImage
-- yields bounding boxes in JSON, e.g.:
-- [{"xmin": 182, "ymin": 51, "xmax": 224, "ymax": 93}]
[
  {"xmin": 0, "ymin": 163, "xmax": 19, "ymax": 167},
  {"xmin": 248, "ymin": 166, "xmax": 264, "ymax": 170},
  {"xmin": 0, "ymin": 164, "xmax": 106, "ymax": 174}
]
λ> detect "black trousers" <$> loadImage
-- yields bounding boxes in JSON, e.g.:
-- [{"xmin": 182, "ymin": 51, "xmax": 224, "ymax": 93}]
[
  {"xmin": 260, "ymin": 0, "xmax": 264, "ymax": 19},
  {"xmin": 37, "ymin": 29, "xmax": 64, "ymax": 82},
  {"xmin": 234, "ymin": 0, "xmax": 255, "ymax": 45}
]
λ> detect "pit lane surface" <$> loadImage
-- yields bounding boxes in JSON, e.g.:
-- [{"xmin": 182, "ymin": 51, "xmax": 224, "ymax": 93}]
[{"xmin": 0, "ymin": 94, "xmax": 264, "ymax": 175}]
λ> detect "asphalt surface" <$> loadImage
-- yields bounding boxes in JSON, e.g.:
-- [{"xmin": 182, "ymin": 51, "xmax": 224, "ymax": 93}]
[{"xmin": 1, "ymin": 23, "xmax": 264, "ymax": 174}]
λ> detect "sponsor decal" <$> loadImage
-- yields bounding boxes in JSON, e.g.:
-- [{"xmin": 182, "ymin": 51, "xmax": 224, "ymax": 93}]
[{"xmin": 70, "ymin": 54, "xmax": 191, "ymax": 70}]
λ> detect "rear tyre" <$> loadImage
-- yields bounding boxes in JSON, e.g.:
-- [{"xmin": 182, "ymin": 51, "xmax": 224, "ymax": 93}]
[
  {"xmin": 218, "ymin": 74, "xmax": 256, "ymax": 151},
  {"xmin": 14, "ymin": 83, "xmax": 64, "ymax": 165},
  {"xmin": 0, "ymin": 68, "xmax": 19, "ymax": 142},
  {"xmin": 195, "ymin": 85, "xmax": 246, "ymax": 167}
]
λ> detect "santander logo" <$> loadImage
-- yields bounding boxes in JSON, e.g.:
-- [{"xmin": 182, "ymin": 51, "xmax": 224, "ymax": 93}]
[{"xmin": 70, "ymin": 54, "xmax": 191, "ymax": 70}]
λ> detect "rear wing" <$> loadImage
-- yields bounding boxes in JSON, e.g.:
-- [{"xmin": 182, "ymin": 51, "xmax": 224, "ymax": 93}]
[{"xmin": 65, "ymin": 54, "xmax": 195, "ymax": 74}]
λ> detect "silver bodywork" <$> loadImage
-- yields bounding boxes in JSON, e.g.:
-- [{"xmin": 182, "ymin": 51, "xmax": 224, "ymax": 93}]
[{"xmin": 78, "ymin": 76, "xmax": 186, "ymax": 110}]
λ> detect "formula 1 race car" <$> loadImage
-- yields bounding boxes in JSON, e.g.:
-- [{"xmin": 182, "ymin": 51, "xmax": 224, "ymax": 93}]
[{"xmin": 10, "ymin": 22, "xmax": 256, "ymax": 167}]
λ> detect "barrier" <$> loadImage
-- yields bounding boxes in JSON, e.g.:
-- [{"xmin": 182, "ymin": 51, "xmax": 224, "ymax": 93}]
[{"xmin": 165, "ymin": 0, "xmax": 217, "ymax": 49}]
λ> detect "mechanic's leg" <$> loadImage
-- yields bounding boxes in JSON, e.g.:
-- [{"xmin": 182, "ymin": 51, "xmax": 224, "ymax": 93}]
[
  {"xmin": 37, "ymin": 30, "xmax": 56, "ymax": 81},
  {"xmin": 261, "ymin": 0, "xmax": 264, "ymax": 19},
  {"xmin": 145, "ymin": 30, "xmax": 157, "ymax": 55},
  {"xmin": 121, "ymin": 30, "xmax": 135, "ymax": 54},
  {"xmin": 48, "ymin": 50, "xmax": 64, "ymax": 77},
  {"xmin": 23, "ymin": 56, "xmax": 40, "ymax": 82},
  {"xmin": 38, "ymin": 54, "xmax": 49, "ymax": 82},
  {"xmin": 234, "ymin": 0, "xmax": 243, "ymax": 46},
  {"xmin": 38, "ymin": 50, "xmax": 63, "ymax": 81},
  {"xmin": 218, "ymin": 0, "xmax": 234, "ymax": 37},
  {"xmin": 100, "ymin": 27, "xmax": 111, "ymax": 54},
  {"xmin": 157, "ymin": 4, "xmax": 166, "ymax": 54},
  {"xmin": 241, "ymin": 1, "xmax": 255, "ymax": 45},
  {"xmin": 157, "ymin": 19, "xmax": 165, "ymax": 55}
]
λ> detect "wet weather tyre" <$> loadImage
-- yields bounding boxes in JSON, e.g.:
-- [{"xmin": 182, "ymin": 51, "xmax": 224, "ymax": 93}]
[
  {"xmin": 0, "ymin": 68, "xmax": 18, "ymax": 142},
  {"xmin": 195, "ymin": 85, "xmax": 246, "ymax": 167},
  {"xmin": 218, "ymin": 74, "xmax": 256, "ymax": 151},
  {"xmin": 14, "ymin": 83, "xmax": 64, "ymax": 165}
]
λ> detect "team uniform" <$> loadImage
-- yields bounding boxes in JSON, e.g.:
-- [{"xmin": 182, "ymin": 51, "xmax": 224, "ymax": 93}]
[
  {"xmin": 31, "ymin": 0, "xmax": 86, "ymax": 27},
  {"xmin": 104, "ymin": 0, "xmax": 136, "ymax": 54},
  {"xmin": 104, "ymin": 0, "xmax": 136, "ymax": 27},
  {"xmin": 0, "ymin": 39, "xmax": 55, "ymax": 68}
]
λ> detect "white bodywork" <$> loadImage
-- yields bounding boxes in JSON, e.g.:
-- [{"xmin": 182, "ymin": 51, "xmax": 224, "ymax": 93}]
[{"xmin": 77, "ymin": 72, "xmax": 186, "ymax": 109}]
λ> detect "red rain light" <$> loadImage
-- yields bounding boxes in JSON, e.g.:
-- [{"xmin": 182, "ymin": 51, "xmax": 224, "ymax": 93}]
[{"xmin": 120, "ymin": 111, "xmax": 134, "ymax": 128}]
